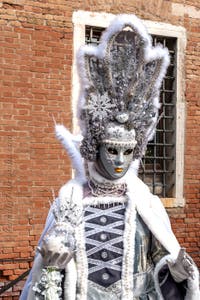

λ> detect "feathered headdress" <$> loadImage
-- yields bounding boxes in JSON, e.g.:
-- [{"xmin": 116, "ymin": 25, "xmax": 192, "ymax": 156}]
[{"xmin": 77, "ymin": 14, "xmax": 170, "ymax": 161}]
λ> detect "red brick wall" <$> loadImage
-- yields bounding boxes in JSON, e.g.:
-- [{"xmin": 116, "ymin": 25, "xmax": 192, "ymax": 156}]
[{"xmin": 0, "ymin": 1, "xmax": 199, "ymax": 298}]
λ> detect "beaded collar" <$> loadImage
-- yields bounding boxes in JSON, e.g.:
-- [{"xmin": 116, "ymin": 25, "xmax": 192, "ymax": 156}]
[{"xmin": 88, "ymin": 178, "xmax": 127, "ymax": 197}]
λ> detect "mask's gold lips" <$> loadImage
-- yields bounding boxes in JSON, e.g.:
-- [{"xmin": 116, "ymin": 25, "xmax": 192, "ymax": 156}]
[{"xmin": 115, "ymin": 167, "xmax": 123, "ymax": 173}]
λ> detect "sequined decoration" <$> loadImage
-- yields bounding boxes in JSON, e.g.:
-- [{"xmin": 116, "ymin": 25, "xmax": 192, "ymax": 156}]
[{"xmin": 79, "ymin": 22, "xmax": 169, "ymax": 161}]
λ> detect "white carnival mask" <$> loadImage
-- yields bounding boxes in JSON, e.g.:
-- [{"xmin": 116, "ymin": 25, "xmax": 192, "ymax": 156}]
[{"xmin": 95, "ymin": 122, "xmax": 137, "ymax": 180}]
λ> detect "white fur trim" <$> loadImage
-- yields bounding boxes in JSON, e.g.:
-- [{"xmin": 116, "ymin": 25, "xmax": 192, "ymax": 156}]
[
  {"xmin": 64, "ymin": 259, "xmax": 77, "ymax": 300},
  {"xmin": 145, "ymin": 45, "xmax": 170, "ymax": 89},
  {"xmin": 154, "ymin": 254, "xmax": 173, "ymax": 300},
  {"xmin": 128, "ymin": 159, "xmax": 140, "ymax": 175},
  {"xmin": 121, "ymin": 192, "xmax": 136, "ymax": 299},
  {"xmin": 101, "ymin": 14, "xmax": 152, "ymax": 47},
  {"xmin": 75, "ymin": 222, "xmax": 88, "ymax": 300}
]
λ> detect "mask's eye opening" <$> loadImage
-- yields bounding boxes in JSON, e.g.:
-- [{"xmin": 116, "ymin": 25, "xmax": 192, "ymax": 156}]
[
  {"xmin": 124, "ymin": 149, "xmax": 133, "ymax": 155},
  {"xmin": 107, "ymin": 148, "xmax": 118, "ymax": 155}
]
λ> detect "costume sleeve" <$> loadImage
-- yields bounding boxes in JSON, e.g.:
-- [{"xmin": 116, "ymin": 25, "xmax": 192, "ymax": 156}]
[
  {"xmin": 150, "ymin": 234, "xmax": 169, "ymax": 265},
  {"xmin": 19, "ymin": 201, "xmax": 56, "ymax": 300},
  {"xmin": 149, "ymin": 235, "xmax": 188, "ymax": 299},
  {"xmin": 151, "ymin": 236, "xmax": 200, "ymax": 300}
]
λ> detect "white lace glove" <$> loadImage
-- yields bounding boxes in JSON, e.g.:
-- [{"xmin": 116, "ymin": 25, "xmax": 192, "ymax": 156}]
[
  {"xmin": 167, "ymin": 248, "xmax": 196, "ymax": 283},
  {"xmin": 37, "ymin": 223, "xmax": 75, "ymax": 270}
]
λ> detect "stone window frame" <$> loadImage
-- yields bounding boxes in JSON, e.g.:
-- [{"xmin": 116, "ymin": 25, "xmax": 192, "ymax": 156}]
[{"xmin": 72, "ymin": 10, "xmax": 187, "ymax": 208}]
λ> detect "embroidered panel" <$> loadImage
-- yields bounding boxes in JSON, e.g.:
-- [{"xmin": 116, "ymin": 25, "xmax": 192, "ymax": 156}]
[{"xmin": 84, "ymin": 203, "xmax": 126, "ymax": 287}]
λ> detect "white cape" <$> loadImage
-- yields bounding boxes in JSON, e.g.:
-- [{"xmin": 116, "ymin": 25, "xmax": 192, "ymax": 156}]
[{"xmin": 20, "ymin": 170, "xmax": 200, "ymax": 299}]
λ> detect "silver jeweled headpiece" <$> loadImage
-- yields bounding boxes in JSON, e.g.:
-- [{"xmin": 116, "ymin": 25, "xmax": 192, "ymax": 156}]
[{"xmin": 77, "ymin": 14, "xmax": 170, "ymax": 161}]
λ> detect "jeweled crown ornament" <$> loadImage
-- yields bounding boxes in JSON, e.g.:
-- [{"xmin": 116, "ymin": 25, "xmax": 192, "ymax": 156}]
[{"xmin": 77, "ymin": 14, "xmax": 170, "ymax": 161}]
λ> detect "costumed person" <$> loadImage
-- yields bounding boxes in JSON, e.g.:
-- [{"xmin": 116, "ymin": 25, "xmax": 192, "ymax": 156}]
[{"xmin": 20, "ymin": 14, "xmax": 200, "ymax": 300}]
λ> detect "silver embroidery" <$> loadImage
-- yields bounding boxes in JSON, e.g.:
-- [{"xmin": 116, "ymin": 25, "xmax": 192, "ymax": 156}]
[
  {"xmin": 79, "ymin": 20, "xmax": 170, "ymax": 161},
  {"xmin": 84, "ymin": 203, "xmax": 126, "ymax": 279}
]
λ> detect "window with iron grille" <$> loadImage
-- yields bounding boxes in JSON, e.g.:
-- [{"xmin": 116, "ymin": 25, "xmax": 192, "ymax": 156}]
[{"xmin": 85, "ymin": 26, "xmax": 177, "ymax": 198}]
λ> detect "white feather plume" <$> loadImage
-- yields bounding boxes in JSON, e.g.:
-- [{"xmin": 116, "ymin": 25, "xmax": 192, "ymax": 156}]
[{"xmin": 55, "ymin": 124, "xmax": 85, "ymax": 182}]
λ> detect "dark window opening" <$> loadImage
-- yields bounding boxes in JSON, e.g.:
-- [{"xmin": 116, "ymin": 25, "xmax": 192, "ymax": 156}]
[{"xmin": 85, "ymin": 26, "xmax": 177, "ymax": 198}]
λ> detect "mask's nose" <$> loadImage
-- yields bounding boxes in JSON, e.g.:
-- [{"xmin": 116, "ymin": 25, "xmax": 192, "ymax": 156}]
[{"xmin": 115, "ymin": 150, "xmax": 124, "ymax": 166}]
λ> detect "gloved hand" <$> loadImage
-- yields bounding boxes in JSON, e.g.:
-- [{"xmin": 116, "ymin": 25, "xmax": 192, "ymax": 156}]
[
  {"xmin": 167, "ymin": 248, "xmax": 196, "ymax": 282},
  {"xmin": 37, "ymin": 222, "xmax": 76, "ymax": 270}
]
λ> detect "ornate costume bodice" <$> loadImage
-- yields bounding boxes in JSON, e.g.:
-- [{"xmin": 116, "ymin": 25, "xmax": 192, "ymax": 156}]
[
  {"xmin": 84, "ymin": 202, "xmax": 126, "ymax": 287},
  {"xmin": 82, "ymin": 193, "xmax": 167, "ymax": 299}
]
